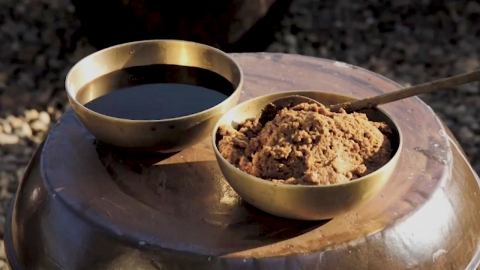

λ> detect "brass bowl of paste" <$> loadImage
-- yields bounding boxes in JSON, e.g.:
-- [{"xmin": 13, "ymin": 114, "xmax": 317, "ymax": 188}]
[{"xmin": 212, "ymin": 91, "xmax": 402, "ymax": 220}]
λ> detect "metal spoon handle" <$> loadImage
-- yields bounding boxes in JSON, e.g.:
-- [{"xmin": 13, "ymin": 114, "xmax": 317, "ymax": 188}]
[{"xmin": 329, "ymin": 69, "xmax": 480, "ymax": 112}]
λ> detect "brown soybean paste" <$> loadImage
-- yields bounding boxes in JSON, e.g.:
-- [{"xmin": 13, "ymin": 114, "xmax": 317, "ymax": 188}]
[{"xmin": 217, "ymin": 103, "xmax": 392, "ymax": 185}]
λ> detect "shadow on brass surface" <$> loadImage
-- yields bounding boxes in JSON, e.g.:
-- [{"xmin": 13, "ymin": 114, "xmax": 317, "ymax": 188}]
[{"xmin": 95, "ymin": 142, "xmax": 329, "ymax": 252}]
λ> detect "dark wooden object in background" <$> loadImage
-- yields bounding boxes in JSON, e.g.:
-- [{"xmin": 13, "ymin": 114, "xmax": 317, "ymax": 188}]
[
  {"xmin": 4, "ymin": 54, "xmax": 480, "ymax": 270},
  {"xmin": 71, "ymin": 0, "xmax": 294, "ymax": 52}
]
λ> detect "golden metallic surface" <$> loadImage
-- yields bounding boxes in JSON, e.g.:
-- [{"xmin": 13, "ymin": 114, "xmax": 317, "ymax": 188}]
[
  {"xmin": 212, "ymin": 91, "xmax": 403, "ymax": 220},
  {"xmin": 65, "ymin": 39, "xmax": 243, "ymax": 152},
  {"xmin": 5, "ymin": 53, "xmax": 480, "ymax": 270}
]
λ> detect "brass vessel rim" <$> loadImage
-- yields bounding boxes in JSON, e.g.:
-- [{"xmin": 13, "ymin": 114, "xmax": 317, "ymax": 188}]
[
  {"xmin": 65, "ymin": 39, "xmax": 244, "ymax": 124},
  {"xmin": 212, "ymin": 90, "xmax": 404, "ymax": 189}
]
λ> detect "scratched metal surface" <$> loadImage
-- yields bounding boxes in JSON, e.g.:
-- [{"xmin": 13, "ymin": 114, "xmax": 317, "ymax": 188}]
[{"xmin": 4, "ymin": 53, "xmax": 480, "ymax": 269}]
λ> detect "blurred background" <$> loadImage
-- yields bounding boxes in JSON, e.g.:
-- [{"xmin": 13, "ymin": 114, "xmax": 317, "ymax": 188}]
[{"xmin": 0, "ymin": 0, "xmax": 478, "ymax": 267}]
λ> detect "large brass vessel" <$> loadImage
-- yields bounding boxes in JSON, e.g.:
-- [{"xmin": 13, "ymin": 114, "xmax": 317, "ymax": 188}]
[{"xmin": 4, "ymin": 53, "xmax": 480, "ymax": 269}]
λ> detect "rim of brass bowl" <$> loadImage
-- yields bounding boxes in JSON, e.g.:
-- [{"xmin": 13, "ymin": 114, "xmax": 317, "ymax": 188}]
[
  {"xmin": 212, "ymin": 91, "xmax": 403, "ymax": 220},
  {"xmin": 65, "ymin": 39, "xmax": 243, "ymax": 151}
]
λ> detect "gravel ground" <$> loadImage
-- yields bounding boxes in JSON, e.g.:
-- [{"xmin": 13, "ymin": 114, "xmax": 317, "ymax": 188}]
[{"xmin": 0, "ymin": 0, "xmax": 478, "ymax": 266}]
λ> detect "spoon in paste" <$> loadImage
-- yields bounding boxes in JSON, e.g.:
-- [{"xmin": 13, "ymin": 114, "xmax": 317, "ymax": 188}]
[{"xmin": 260, "ymin": 69, "xmax": 480, "ymax": 124}]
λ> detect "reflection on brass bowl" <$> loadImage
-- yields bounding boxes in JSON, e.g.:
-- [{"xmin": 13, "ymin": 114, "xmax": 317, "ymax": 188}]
[
  {"xmin": 65, "ymin": 39, "xmax": 243, "ymax": 153},
  {"xmin": 212, "ymin": 91, "xmax": 403, "ymax": 220}
]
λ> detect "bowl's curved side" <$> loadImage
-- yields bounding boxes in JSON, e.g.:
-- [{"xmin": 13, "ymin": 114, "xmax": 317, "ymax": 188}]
[
  {"xmin": 70, "ymin": 87, "xmax": 241, "ymax": 152},
  {"xmin": 214, "ymin": 149, "xmax": 399, "ymax": 220},
  {"xmin": 212, "ymin": 91, "xmax": 403, "ymax": 220}
]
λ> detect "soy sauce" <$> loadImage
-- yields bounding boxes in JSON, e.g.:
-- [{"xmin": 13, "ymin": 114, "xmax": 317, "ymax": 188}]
[{"xmin": 76, "ymin": 64, "xmax": 234, "ymax": 120}]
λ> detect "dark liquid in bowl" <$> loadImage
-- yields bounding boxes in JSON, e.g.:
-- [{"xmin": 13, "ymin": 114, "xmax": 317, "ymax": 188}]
[{"xmin": 76, "ymin": 64, "xmax": 235, "ymax": 120}]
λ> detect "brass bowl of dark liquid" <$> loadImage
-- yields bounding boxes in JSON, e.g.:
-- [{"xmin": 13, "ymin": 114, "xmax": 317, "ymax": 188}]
[{"xmin": 66, "ymin": 39, "xmax": 243, "ymax": 153}]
